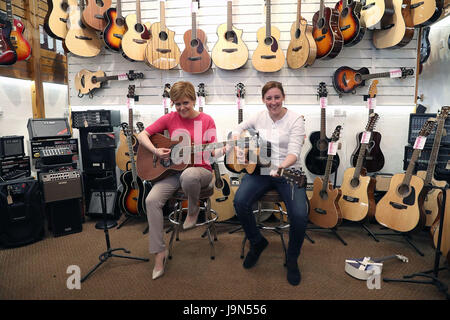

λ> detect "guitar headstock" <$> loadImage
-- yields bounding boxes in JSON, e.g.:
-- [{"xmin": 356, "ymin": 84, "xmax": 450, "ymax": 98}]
[
  {"xmin": 400, "ymin": 67, "xmax": 414, "ymax": 78},
  {"xmin": 127, "ymin": 85, "xmax": 136, "ymax": 99},
  {"xmin": 236, "ymin": 82, "xmax": 246, "ymax": 99},
  {"xmin": 419, "ymin": 119, "xmax": 436, "ymax": 137},
  {"xmin": 365, "ymin": 113, "xmax": 379, "ymax": 132},
  {"xmin": 162, "ymin": 83, "xmax": 171, "ymax": 98},
  {"xmin": 331, "ymin": 125, "xmax": 342, "ymax": 142},
  {"xmin": 136, "ymin": 122, "xmax": 144, "ymax": 133},
  {"xmin": 395, "ymin": 254, "xmax": 409, "ymax": 263},
  {"xmin": 368, "ymin": 80, "xmax": 378, "ymax": 98},
  {"xmin": 120, "ymin": 122, "xmax": 130, "ymax": 136},
  {"xmin": 317, "ymin": 82, "xmax": 328, "ymax": 98},
  {"xmin": 277, "ymin": 168, "xmax": 306, "ymax": 188},
  {"xmin": 438, "ymin": 106, "xmax": 450, "ymax": 119},
  {"xmin": 197, "ymin": 83, "xmax": 206, "ymax": 98},
  {"xmin": 127, "ymin": 71, "xmax": 144, "ymax": 81}
]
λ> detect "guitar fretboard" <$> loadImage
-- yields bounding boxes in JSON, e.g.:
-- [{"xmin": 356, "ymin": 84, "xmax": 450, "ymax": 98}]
[
  {"xmin": 425, "ymin": 115, "xmax": 446, "ymax": 184},
  {"xmin": 265, "ymin": 0, "xmax": 272, "ymax": 39}
]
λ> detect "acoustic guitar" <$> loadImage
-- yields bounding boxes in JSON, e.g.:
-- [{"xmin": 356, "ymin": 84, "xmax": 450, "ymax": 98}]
[
  {"xmin": 0, "ymin": 11, "xmax": 17, "ymax": 65},
  {"xmin": 332, "ymin": 66, "xmax": 414, "ymax": 94},
  {"xmin": 375, "ymin": 119, "xmax": 436, "ymax": 233},
  {"xmin": 286, "ymin": 0, "xmax": 316, "ymax": 69},
  {"xmin": 430, "ymin": 189, "xmax": 450, "ymax": 258},
  {"xmin": 252, "ymin": 0, "xmax": 285, "ymax": 72},
  {"xmin": 211, "ymin": 0, "xmax": 249, "ymax": 71},
  {"xmin": 144, "ymin": 0, "xmax": 181, "ymax": 70},
  {"xmin": 339, "ymin": 113, "xmax": 379, "ymax": 222},
  {"xmin": 5, "ymin": 0, "xmax": 31, "ymax": 61},
  {"xmin": 82, "ymin": 0, "xmax": 111, "ymax": 31},
  {"xmin": 65, "ymin": 0, "xmax": 102, "ymax": 58},
  {"xmin": 345, "ymin": 254, "xmax": 408, "ymax": 280},
  {"xmin": 179, "ymin": 0, "xmax": 212, "ymax": 74},
  {"xmin": 312, "ymin": 0, "xmax": 343, "ymax": 60},
  {"xmin": 308, "ymin": 125, "xmax": 343, "ymax": 229},
  {"xmin": 121, "ymin": 0, "xmax": 151, "ymax": 62},
  {"xmin": 305, "ymin": 83, "xmax": 340, "ymax": 175},
  {"xmin": 416, "ymin": 106, "xmax": 449, "ymax": 227},
  {"xmin": 411, "ymin": 0, "xmax": 445, "ymax": 27},
  {"xmin": 44, "ymin": 0, "xmax": 69, "ymax": 40},
  {"xmin": 335, "ymin": 0, "xmax": 365, "ymax": 47},
  {"xmin": 372, "ymin": 0, "xmax": 414, "ymax": 49},
  {"xmin": 350, "ymin": 80, "xmax": 385, "ymax": 173},
  {"xmin": 102, "ymin": 0, "xmax": 126, "ymax": 52},
  {"xmin": 360, "ymin": 0, "xmax": 393, "ymax": 30}
]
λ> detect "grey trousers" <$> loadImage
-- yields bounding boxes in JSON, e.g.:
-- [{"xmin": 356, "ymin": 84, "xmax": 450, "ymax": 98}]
[{"xmin": 145, "ymin": 167, "xmax": 212, "ymax": 254}]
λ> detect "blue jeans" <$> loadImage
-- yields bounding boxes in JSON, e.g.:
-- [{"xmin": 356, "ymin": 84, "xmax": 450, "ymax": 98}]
[{"xmin": 233, "ymin": 173, "xmax": 309, "ymax": 260}]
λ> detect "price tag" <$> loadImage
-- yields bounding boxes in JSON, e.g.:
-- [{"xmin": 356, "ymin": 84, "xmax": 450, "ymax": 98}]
[
  {"xmin": 320, "ymin": 97, "xmax": 327, "ymax": 109},
  {"xmin": 162, "ymin": 97, "xmax": 170, "ymax": 110},
  {"xmin": 117, "ymin": 73, "xmax": 128, "ymax": 81},
  {"xmin": 237, "ymin": 97, "xmax": 245, "ymax": 110},
  {"xmin": 198, "ymin": 96, "xmax": 205, "ymax": 110},
  {"xmin": 360, "ymin": 131, "xmax": 372, "ymax": 144},
  {"xmin": 328, "ymin": 141, "xmax": 338, "ymax": 155},
  {"xmin": 127, "ymin": 97, "xmax": 135, "ymax": 109},
  {"xmin": 367, "ymin": 97, "xmax": 376, "ymax": 110},
  {"xmin": 413, "ymin": 136, "xmax": 427, "ymax": 150},
  {"xmin": 389, "ymin": 69, "xmax": 402, "ymax": 78},
  {"xmin": 191, "ymin": 2, "xmax": 198, "ymax": 13}
]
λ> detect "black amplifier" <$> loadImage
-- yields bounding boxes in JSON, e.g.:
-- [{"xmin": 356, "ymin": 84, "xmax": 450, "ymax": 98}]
[
  {"xmin": 39, "ymin": 170, "xmax": 83, "ymax": 203},
  {"xmin": 39, "ymin": 146, "xmax": 74, "ymax": 165},
  {"xmin": 30, "ymin": 138, "xmax": 79, "ymax": 160},
  {"xmin": 403, "ymin": 145, "xmax": 450, "ymax": 179},
  {"xmin": 27, "ymin": 118, "xmax": 72, "ymax": 140},
  {"xmin": 408, "ymin": 113, "xmax": 450, "ymax": 147},
  {"xmin": 0, "ymin": 156, "xmax": 31, "ymax": 180},
  {"xmin": 71, "ymin": 110, "xmax": 120, "ymax": 129},
  {"xmin": 87, "ymin": 132, "xmax": 116, "ymax": 149},
  {"xmin": 0, "ymin": 136, "xmax": 25, "ymax": 159}
]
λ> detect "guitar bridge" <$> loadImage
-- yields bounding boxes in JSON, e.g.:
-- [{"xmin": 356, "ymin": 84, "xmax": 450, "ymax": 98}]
[
  {"xmin": 157, "ymin": 48, "xmax": 172, "ymax": 54},
  {"xmin": 113, "ymin": 34, "xmax": 123, "ymax": 39},
  {"xmin": 75, "ymin": 35, "xmax": 93, "ymax": 41},
  {"xmin": 95, "ymin": 15, "xmax": 105, "ymax": 20},
  {"xmin": 315, "ymin": 36, "xmax": 325, "ymax": 42},
  {"xmin": 340, "ymin": 25, "xmax": 351, "ymax": 32},
  {"xmin": 261, "ymin": 55, "xmax": 276, "ymax": 59},
  {"xmin": 343, "ymin": 195, "xmax": 359, "ymax": 203},
  {"xmin": 292, "ymin": 46, "xmax": 302, "ymax": 52},
  {"xmin": 314, "ymin": 208, "xmax": 327, "ymax": 215},
  {"xmin": 381, "ymin": 24, "xmax": 395, "ymax": 30},
  {"xmin": 188, "ymin": 56, "xmax": 201, "ymax": 61},
  {"xmin": 222, "ymin": 48, "xmax": 238, "ymax": 53},
  {"xmin": 389, "ymin": 201, "xmax": 407, "ymax": 210},
  {"xmin": 133, "ymin": 39, "xmax": 147, "ymax": 44}
]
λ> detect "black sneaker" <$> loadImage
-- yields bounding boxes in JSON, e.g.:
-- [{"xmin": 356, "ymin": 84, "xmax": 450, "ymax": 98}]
[
  {"xmin": 286, "ymin": 259, "xmax": 301, "ymax": 286},
  {"xmin": 243, "ymin": 237, "xmax": 268, "ymax": 269}
]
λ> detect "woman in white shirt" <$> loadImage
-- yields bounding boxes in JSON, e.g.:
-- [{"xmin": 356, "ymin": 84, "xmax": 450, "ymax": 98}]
[{"xmin": 231, "ymin": 81, "xmax": 308, "ymax": 286}]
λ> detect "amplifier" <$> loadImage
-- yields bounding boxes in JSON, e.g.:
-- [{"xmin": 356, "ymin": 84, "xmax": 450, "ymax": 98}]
[
  {"xmin": 39, "ymin": 146, "xmax": 73, "ymax": 165},
  {"xmin": 71, "ymin": 110, "xmax": 120, "ymax": 129},
  {"xmin": 27, "ymin": 118, "xmax": 72, "ymax": 140},
  {"xmin": 403, "ymin": 145, "xmax": 450, "ymax": 178},
  {"xmin": 40, "ymin": 170, "xmax": 83, "ymax": 203},
  {"xmin": 87, "ymin": 132, "xmax": 116, "ymax": 149},
  {"xmin": 0, "ymin": 156, "xmax": 31, "ymax": 180},
  {"xmin": 408, "ymin": 113, "xmax": 450, "ymax": 147},
  {"xmin": 30, "ymin": 138, "xmax": 79, "ymax": 160},
  {"xmin": 0, "ymin": 136, "xmax": 25, "ymax": 159}
]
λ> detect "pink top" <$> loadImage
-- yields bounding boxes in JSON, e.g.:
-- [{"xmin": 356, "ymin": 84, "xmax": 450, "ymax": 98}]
[{"xmin": 145, "ymin": 111, "xmax": 217, "ymax": 171}]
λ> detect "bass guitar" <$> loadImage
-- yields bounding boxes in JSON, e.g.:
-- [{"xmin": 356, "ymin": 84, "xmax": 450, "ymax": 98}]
[
  {"xmin": 345, "ymin": 254, "xmax": 408, "ymax": 280},
  {"xmin": 375, "ymin": 119, "xmax": 436, "ymax": 233},
  {"xmin": 44, "ymin": 0, "xmax": 69, "ymax": 40},
  {"xmin": 211, "ymin": 0, "xmax": 249, "ymax": 71},
  {"xmin": 286, "ymin": 0, "xmax": 316, "ymax": 69},
  {"xmin": 252, "ymin": 0, "xmax": 285, "ymax": 72},
  {"xmin": 179, "ymin": 0, "xmax": 212, "ymax": 74},
  {"xmin": 82, "ymin": 0, "xmax": 111, "ymax": 31},
  {"xmin": 312, "ymin": 0, "xmax": 343, "ymax": 60},
  {"xmin": 145, "ymin": 0, "xmax": 181, "ymax": 70},
  {"xmin": 411, "ymin": 0, "xmax": 445, "ymax": 27},
  {"xmin": 332, "ymin": 66, "xmax": 414, "ymax": 94},
  {"xmin": 0, "ymin": 12, "xmax": 17, "ymax": 65},
  {"xmin": 335, "ymin": 0, "xmax": 365, "ymax": 47},
  {"xmin": 121, "ymin": 0, "xmax": 151, "ymax": 62},
  {"xmin": 360, "ymin": 0, "xmax": 393, "ymax": 30},
  {"xmin": 5, "ymin": 0, "xmax": 31, "ymax": 61},
  {"xmin": 339, "ymin": 113, "xmax": 379, "ymax": 222},
  {"xmin": 102, "ymin": 0, "xmax": 126, "ymax": 52},
  {"xmin": 308, "ymin": 125, "xmax": 343, "ymax": 229},
  {"xmin": 350, "ymin": 80, "xmax": 385, "ymax": 173},
  {"xmin": 305, "ymin": 83, "xmax": 340, "ymax": 175}
]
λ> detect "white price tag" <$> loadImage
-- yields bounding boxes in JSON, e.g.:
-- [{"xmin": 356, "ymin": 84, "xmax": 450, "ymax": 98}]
[
  {"xmin": 367, "ymin": 97, "xmax": 376, "ymax": 110},
  {"xmin": 198, "ymin": 96, "xmax": 205, "ymax": 110},
  {"xmin": 127, "ymin": 97, "xmax": 135, "ymax": 109},
  {"xmin": 328, "ymin": 141, "xmax": 338, "ymax": 155},
  {"xmin": 320, "ymin": 97, "xmax": 327, "ymax": 109},
  {"xmin": 162, "ymin": 97, "xmax": 169, "ymax": 110},
  {"xmin": 413, "ymin": 136, "xmax": 427, "ymax": 150},
  {"xmin": 117, "ymin": 73, "xmax": 128, "ymax": 81},
  {"xmin": 360, "ymin": 131, "xmax": 372, "ymax": 144},
  {"xmin": 191, "ymin": 2, "xmax": 198, "ymax": 13},
  {"xmin": 389, "ymin": 69, "xmax": 402, "ymax": 78},
  {"xmin": 236, "ymin": 97, "xmax": 245, "ymax": 110}
]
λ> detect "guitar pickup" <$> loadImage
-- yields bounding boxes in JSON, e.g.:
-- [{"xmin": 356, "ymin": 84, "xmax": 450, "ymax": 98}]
[
  {"xmin": 389, "ymin": 201, "xmax": 407, "ymax": 210},
  {"xmin": 222, "ymin": 48, "xmax": 238, "ymax": 53},
  {"xmin": 343, "ymin": 195, "xmax": 359, "ymax": 203},
  {"xmin": 157, "ymin": 48, "xmax": 172, "ymax": 53},
  {"xmin": 261, "ymin": 55, "xmax": 276, "ymax": 59},
  {"xmin": 315, "ymin": 36, "xmax": 325, "ymax": 42},
  {"xmin": 188, "ymin": 56, "xmax": 202, "ymax": 61},
  {"xmin": 340, "ymin": 25, "xmax": 351, "ymax": 32},
  {"xmin": 314, "ymin": 208, "xmax": 327, "ymax": 215},
  {"xmin": 292, "ymin": 46, "xmax": 302, "ymax": 52}
]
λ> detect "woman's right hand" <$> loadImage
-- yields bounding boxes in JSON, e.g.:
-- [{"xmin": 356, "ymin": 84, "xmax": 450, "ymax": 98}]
[{"xmin": 155, "ymin": 148, "xmax": 171, "ymax": 159}]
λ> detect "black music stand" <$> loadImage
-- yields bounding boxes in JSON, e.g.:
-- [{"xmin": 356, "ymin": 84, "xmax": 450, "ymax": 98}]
[
  {"xmin": 81, "ymin": 175, "xmax": 149, "ymax": 283},
  {"xmin": 383, "ymin": 185, "xmax": 449, "ymax": 299}
]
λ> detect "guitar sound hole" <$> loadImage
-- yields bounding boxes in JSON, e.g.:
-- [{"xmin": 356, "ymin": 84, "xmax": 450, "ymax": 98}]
[
  {"xmin": 350, "ymin": 178, "xmax": 360, "ymax": 188},
  {"xmin": 264, "ymin": 37, "xmax": 273, "ymax": 46},
  {"xmin": 225, "ymin": 31, "xmax": 236, "ymax": 42},
  {"xmin": 116, "ymin": 17, "xmax": 125, "ymax": 26},
  {"xmin": 159, "ymin": 31, "xmax": 168, "ymax": 41},
  {"xmin": 319, "ymin": 190, "xmax": 329, "ymax": 201},
  {"xmin": 135, "ymin": 24, "xmax": 144, "ymax": 33},
  {"xmin": 295, "ymin": 28, "xmax": 301, "ymax": 39},
  {"xmin": 317, "ymin": 140, "xmax": 328, "ymax": 152},
  {"xmin": 190, "ymin": 39, "xmax": 199, "ymax": 47},
  {"xmin": 317, "ymin": 18, "xmax": 325, "ymax": 29},
  {"xmin": 341, "ymin": 8, "xmax": 349, "ymax": 18},
  {"xmin": 61, "ymin": 1, "xmax": 69, "ymax": 11},
  {"xmin": 354, "ymin": 73, "xmax": 362, "ymax": 83},
  {"xmin": 397, "ymin": 184, "xmax": 410, "ymax": 197},
  {"xmin": 96, "ymin": 0, "xmax": 104, "ymax": 7}
]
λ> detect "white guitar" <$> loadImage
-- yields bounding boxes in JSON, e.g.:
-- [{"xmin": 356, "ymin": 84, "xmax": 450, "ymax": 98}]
[{"xmin": 345, "ymin": 254, "xmax": 409, "ymax": 280}]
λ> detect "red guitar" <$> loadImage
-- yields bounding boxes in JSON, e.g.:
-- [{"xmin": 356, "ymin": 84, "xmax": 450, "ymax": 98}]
[
  {"xmin": 5, "ymin": 0, "xmax": 31, "ymax": 61},
  {"xmin": 0, "ymin": 12, "xmax": 17, "ymax": 65}
]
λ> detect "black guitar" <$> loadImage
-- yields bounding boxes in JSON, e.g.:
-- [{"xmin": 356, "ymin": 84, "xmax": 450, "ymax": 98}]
[{"xmin": 305, "ymin": 83, "xmax": 340, "ymax": 175}]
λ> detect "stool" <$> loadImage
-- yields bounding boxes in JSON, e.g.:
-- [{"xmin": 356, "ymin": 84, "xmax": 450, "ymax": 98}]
[{"xmin": 167, "ymin": 182, "xmax": 219, "ymax": 260}]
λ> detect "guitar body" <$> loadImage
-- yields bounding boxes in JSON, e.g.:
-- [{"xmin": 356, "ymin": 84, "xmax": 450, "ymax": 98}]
[
  {"xmin": 224, "ymin": 130, "xmax": 262, "ymax": 175},
  {"xmin": 74, "ymin": 69, "xmax": 104, "ymax": 95},
  {"xmin": 309, "ymin": 177, "xmax": 342, "ymax": 229},
  {"xmin": 287, "ymin": 19, "xmax": 316, "ymax": 69},
  {"xmin": 351, "ymin": 131, "xmax": 385, "ymax": 172},
  {"xmin": 375, "ymin": 173, "xmax": 425, "ymax": 232},
  {"xmin": 335, "ymin": 0, "xmax": 366, "ymax": 47},
  {"xmin": 119, "ymin": 170, "xmax": 147, "ymax": 216},
  {"xmin": 416, "ymin": 170, "xmax": 447, "ymax": 227},
  {"xmin": 373, "ymin": 0, "xmax": 414, "ymax": 49},
  {"xmin": 44, "ymin": 0, "xmax": 69, "ymax": 40},
  {"xmin": 411, "ymin": 0, "xmax": 444, "ymax": 27},
  {"xmin": 144, "ymin": 22, "xmax": 181, "ymax": 70},
  {"xmin": 116, "ymin": 132, "xmax": 139, "ymax": 171},
  {"xmin": 179, "ymin": 29, "xmax": 212, "ymax": 74},
  {"xmin": 82, "ymin": 0, "xmax": 111, "ymax": 31},
  {"xmin": 312, "ymin": 7, "xmax": 343, "ymax": 59},
  {"xmin": 333, "ymin": 66, "xmax": 370, "ymax": 94},
  {"xmin": 10, "ymin": 18, "xmax": 31, "ymax": 61},
  {"xmin": 102, "ymin": 8, "xmax": 126, "ymax": 52},
  {"xmin": 211, "ymin": 174, "xmax": 236, "ymax": 222},
  {"xmin": 0, "ymin": 17, "xmax": 17, "ymax": 65},
  {"xmin": 211, "ymin": 23, "xmax": 249, "ymax": 70},
  {"xmin": 431, "ymin": 190, "xmax": 450, "ymax": 257},
  {"xmin": 360, "ymin": 0, "xmax": 390, "ymax": 29},
  {"xmin": 305, "ymin": 131, "xmax": 340, "ymax": 175},
  {"xmin": 339, "ymin": 167, "xmax": 376, "ymax": 222},
  {"xmin": 121, "ymin": 14, "xmax": 151, "ymax": 62},
  {"xmin": 252, "ymin": 26, "xmax": 285, "ymax": 72}
]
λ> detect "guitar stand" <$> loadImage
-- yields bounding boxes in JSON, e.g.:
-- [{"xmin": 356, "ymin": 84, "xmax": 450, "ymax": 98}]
[
  {"xmin": 341, "ymin": 220, "xmax": 380, "ymax": 242},
  {"xmin": 373, "ymin": 229, "xmax": 424, "ymax": 256},
  {"xmin": 306, "ymin": 225, "xmax": 347, "ymax": 246},
  {"xmin": 383, "ymin": 186, "xmax": 449, "ymax": 300},
  {"xmin": 81, "ymin": 176, "xmax": 149, "ymax": 283}
]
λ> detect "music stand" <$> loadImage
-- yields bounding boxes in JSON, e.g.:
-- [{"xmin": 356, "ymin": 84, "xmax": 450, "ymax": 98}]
[
  {"xmin": 383, "ymin": 185, "xmax": 449, "ymax": 299},
  {"xmin": 81, "ymin": 175, "xmax": 149, "ymax": 283}
]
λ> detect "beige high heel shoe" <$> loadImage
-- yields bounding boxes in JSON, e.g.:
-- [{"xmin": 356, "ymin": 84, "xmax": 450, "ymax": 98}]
[{"xmin": 152, "ymin": 250, "xmax": 168, "ymax": 280}]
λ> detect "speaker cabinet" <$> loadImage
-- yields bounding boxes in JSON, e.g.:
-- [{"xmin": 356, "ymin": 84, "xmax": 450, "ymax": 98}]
[
  {"xmin": 79, "ymin": 128, "xmax": 116, "ymax": 172},
  {"xmin": 47, "ymin": 198, "xmax": 83, "ymax": 237},
  {"xmin": 0, "ymin": 178, "xmax": 45, "ymax": 247},
  {"xmin": 87, "ymin": 190, "xmax": 122, "ymax": 220}
]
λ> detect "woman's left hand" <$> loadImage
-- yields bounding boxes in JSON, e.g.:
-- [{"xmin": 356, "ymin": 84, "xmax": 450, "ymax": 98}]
[{"xmin": 270, "ymin": 167, "xmax": 282, "ymax": 177}]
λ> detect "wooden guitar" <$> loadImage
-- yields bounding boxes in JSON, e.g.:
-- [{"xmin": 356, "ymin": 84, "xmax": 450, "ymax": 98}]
[
  {"xmin": 44, "ymin": 0, "xmax": 70, "ymax": 40},
  {"xmin": 430, "ymin": 189, "xmax": 450, "ymax": 258},
  {"xmin": 308, "ymin": 125, "xmax": 343, "ymax": 229},
  {"xmin": 350, "ymin": 80, "xmax": 385, "ymax": 173},
  {"xmin": 332, "ymin": 66, "xmax": 414, "ymax": 94},
  {"xmin": 65, "ymin": 0, "xmax": 102, "ymax": 57},
  {"xmin": 5, "ymin": 0, "xmax": 31, "ymax": 61},
  {"xmin": 211, "ymin": 0, "xmax": 249, "ymax": 70},
  {"xmin": 360, "ymin": 0, "xmax": 393, "ymax": 29},
  {"xmin": 82, "ymin": 0, "xmax": 111, "ymax": 31},
  {"xmin": 144, "ymin": 0, "xmax": 181, "ymax": 70},
  {"xmin": 0, "ymin": 11, "xmax": 17, "ymax": 65},
  {"xmin": 411, "ymin": 0, "xmax": 445, "ymax": 27},
  {"xmin": 286, "ymin": 0, "xmax": 316, "ymax": 69},
  {"xmin": 121, "ymin": 0, "xmax": 151, "ymax": 62},
  {"xmin": 345, "ymin": 254, "xmax": 408, "ymax": 280},
  {"xmin": 102, "ymin": 0, "xmax": 126, "ymax": 52},
  {"xmin": 375, "ymin": 119, "xmax": 436, "ymax": 233},
  {"xmin": 416, "ymin": 106, "xmax": 449, "ymax": 227},
  {"xmin": 312, "ymin": 0, "xmax": 343, "ymax": 60},
  {"xmin": 339, "ymin": 113, "xmax": 379, "ymax": 222},
  {"xmin": 305, "ymin": 83, "xmax": 340, "ymax": 175},
  {"xmin": 335, "ymin": 0, "xmax": 365, "ymax": 47},
  {"xmin": 373, "ymin": 0, "xmax": 414, "ymax": 49},
  {"xmin": 252, "ymin": 0, "xmax": 285, "ymax": 72}
]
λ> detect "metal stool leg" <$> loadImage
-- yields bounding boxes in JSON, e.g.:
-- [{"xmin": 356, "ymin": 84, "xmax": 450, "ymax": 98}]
[{"xmin": 240, "ymin": 235, "xmax": 247, "ymax": 259}]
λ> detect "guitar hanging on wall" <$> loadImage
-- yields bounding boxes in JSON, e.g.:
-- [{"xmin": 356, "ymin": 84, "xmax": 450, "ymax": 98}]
[
  {"xmin": 121, "ymin": 0, "xmax": 151, "ymax": 62},
  {"xmin": 82, "ymin": 0, "xmax": 111, "ymax": 31},
  {"xmin": 410, "ymin": 0, "xmax": 445, "ymax": 27},
  {"xmin": 0, "ymin": 10, "xmax": 17, "ymax": 65},
  {"xmin": 102, "ymin": 0, "xmax": 126, "ymax": 52},
  {"xmin": 5, "ymin": 0, "xmax": 31, "ymax": 61},
  {"xmin": 44, "ymin": 0, "xmax": 70, "ymax": 40},
  {"xmin": 335, "ymin": 0, "xmax": 365, "ymax": 47},
  {"xmin": 312, "ymin": 0, "xmax": 343, "ymax": 60}
]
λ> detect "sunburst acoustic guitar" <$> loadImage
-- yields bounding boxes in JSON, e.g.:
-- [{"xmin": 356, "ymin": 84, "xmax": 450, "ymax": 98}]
[
  {"xmin": 102, "ymin": 0, "xmax": 126, "ymax": 52},
  {"xmin": 121, "ymin": 0, "xmax": 151, "ymax": 62},
  {"xmin": 44, "ymin": 0, "xmax": 70, "ymax": 40},
  {"xmin": 82, "ymin": 0, "xmax": 111, "ymax": 31},
  {"xmin": 335, "ymin": 0, "xmax": 365, "ymax": 47},
  {"xmin": 312, "ymin": 0, "xmax": 343, "ymax": 60}
]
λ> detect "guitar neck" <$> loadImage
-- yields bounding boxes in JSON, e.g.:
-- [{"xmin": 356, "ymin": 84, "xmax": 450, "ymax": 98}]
[
  {"xmin": 320, "ymin": 107, "xmax": 326, "ymax": 141},
  {"xmin": 372, "ymin": 255, "xmax": 402, "ymax": 263},
  {"xmin": 403, "ymin": 149, "xmax": 421, "ymax": 186},
  {"xmin": 353, "ymin": 142, "xmax": 368, "ymax": 179},
  {"xmin": 136, "ymin": 0, "xmax": 142, "ymax": 25},
  {"xmin": 95, "ymin": 75, "xmax": 123, "ymax": 82},
  {"xmin": 227, "ymin": 0, "xmax": 233, "ymax": 32},
  {"xmin": 296, "ymin": 0, "xmax": 301, "ymax": 29},
  {"xmin": 425, "ymin": 117, "xmax": 446, "ymax": 184},
  {"xmin": 361, "ymin": 72, "xmax": 392, "ymax": 81},
  {"xmin": 321, "ymin": 154, "xmax": 334, "ymax": 192},
  {"xmin": 238, "ymin": 97, "xmax": 243, "ymax": 124},
  {"xmin": 126, "ymin": 131, "xmax": 138, "ymax": 185},
  {"xmin": 5, "ymin": 0, "xmax": 13, "ymax": 22},
  {"xmin": 192, "ymin": 10, "xmax": 197, "ymax": 40},
  {"xmin": 265, "ymin": 0, "xmax": 272, "ymax": 39},
  {"xmin": 117, "ymin": 0, "xmax": 123, "ymax": 18},
  {"xmin": 128, "ymin": 104, "xmax": 134, "ymax": 133},
  {"xmin": 160, "ymin": 0, "xmax": 166, "ymax": 32},
  {"xmin": 319, "ymin": 0, "xmax": 324, "ymax": 20}
]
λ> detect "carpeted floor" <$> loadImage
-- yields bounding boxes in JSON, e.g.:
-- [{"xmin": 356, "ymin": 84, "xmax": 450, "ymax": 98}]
[{"xmin": 0, "ymin": 214, "xmax": 449, "ymax": 301}]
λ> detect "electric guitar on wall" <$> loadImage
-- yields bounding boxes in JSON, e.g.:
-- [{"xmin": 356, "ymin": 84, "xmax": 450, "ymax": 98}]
[
  {"xmin": 305, "ymin": 83, "xmax": 340, "ymax": 175},
  {"xmin": 5, "ymin": 0, "xmax": 31, "ymax": 61},
  {"xmin": 121, "ymin": 0, "xmax": 151, "ymax": 62},
  {"xmin": 179, "ymin": 0, "xmax": 212, "ymax": 74},
  {"xmin": 102, "ymin": 0, "xmax": 126, "ymax": 52},
  {"xmin": 44, "ymin": 0, "xmax": 70, "ymax": 40},
  {"xmin": 335, "ymin": 0, "xmax": 365, "ymax": 47},
  {"xmin": 82, "ymin": 0, "xmax": 111, "ymax": 31},
  {"xmin": 411, "ymin": 0, "xmax": 445, "ymax": 27},
  {"xmin": 252, "ymin": 0, "xmax": 285, "ymax": 72},
  {"xmin": 375, "ymin": 119, "xmax": 436, "ymax": 233},
  {"xmin": 286, "ymin": 0, "xmax": 316, "ymax": 69},
  {"xmin": 312, "ymin": 0, "xmax": 343, "ymax": 60},
  {"xmin": 211, "ymin": 0, "xmax": 249, "ymax": 71},
  {"xmin": 308, "ymin": 125, "xmax": 343, "ymax": 229},
  {"xmin": 0, "ymin": 11, "xmax": 17, "ymax": 65}
]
